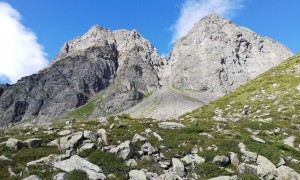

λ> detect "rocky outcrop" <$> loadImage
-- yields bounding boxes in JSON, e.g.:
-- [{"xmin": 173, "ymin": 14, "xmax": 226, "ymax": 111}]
[{"xmin": 0, "ymin": 26, "xmax": 164, "ymax": 127}]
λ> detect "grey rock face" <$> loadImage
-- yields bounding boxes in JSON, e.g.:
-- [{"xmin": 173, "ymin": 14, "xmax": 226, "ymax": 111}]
[
  {"xmin": 0, "ymin": 25, "xmax": 164, "ymax": 127},
  {"xmin": 168, "ymin": 13, "xmax": 292, "ymax": 102}
]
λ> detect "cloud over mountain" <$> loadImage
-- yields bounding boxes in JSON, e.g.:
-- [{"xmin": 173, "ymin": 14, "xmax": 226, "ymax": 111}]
[{"xmin": 171, "ymin": 0, "xmax": 245, "ymax": 43}]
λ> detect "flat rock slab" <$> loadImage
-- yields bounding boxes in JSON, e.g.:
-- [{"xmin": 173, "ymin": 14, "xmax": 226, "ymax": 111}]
[
  {"xmin": 54, "ymin": 155, "xmax": 105, "ymax": 180},
  {"xmin": 158, "ymin": 122, "xmax": 186, "ymax": 129}
]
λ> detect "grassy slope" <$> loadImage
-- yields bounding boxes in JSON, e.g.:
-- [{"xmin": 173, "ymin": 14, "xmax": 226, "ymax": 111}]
[{"xmin": 182, "ymin": 54, "xmax": 300, "ymax": 173}]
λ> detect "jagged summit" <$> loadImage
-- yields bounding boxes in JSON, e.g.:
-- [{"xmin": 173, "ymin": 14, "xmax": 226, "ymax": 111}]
[{"xmin": 169, "ymin": 13, "xmax": 292, "ymax": 96}]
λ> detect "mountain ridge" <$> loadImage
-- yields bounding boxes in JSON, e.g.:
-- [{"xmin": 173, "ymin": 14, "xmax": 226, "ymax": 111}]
[{"xmin": 0, "ymin": 14, "xmax": 293, "ymax": 127}]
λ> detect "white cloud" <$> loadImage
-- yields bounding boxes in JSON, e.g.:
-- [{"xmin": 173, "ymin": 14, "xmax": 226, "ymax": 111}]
[
  {"xmin": 171, "ymin": 0, "xmax": 245, "ymax": 43},
  {"xmin": 0, "ymin": 2, "xmax": 48, "ymax": 84}
]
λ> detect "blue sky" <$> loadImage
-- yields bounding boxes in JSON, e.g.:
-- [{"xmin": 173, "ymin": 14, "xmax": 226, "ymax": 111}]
[{"xmin": 0, "ymin": 0, "xmax": 299, "ymax": 84}]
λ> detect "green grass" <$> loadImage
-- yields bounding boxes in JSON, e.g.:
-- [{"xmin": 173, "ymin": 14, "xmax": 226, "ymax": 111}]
[
  {"xmin": 88, "ymin": 150, "xmax": 129, "ymax": 178},
  {"xmin": 66, "ymin": 98, "xmax": 97, "ymax": 119},
  {"xmin": 12, "ymin": 147, "xmax": 62, "ymax": 172},
  {"xmin": 69, "ymin": 170, "xmax": 89, "ymax": 180}
]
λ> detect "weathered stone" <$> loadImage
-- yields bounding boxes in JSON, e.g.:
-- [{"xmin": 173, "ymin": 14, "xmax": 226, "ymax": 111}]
[
  {"xmin": 23, "ymin": 138, "xmax": 43, "ymax": 148},
  {"xmin": 181, "ymin": 154, "xmax": 205, "ymax": 165},
  {"xmin": 109, "ymin": 140, "xmax": 133, "ymax": 160},
  {"xmin": 141, "ymin": 142, "xmax": 158, "ymax": 155},
  {"xmin": 53, "ymin": 172, "xmax": 68, "ymax": 180},
  {"xmin": 209, "ymin": 176, "xmax": 238, "ymax": 180},
  {"xmin": 239, "ymin": 143, "xmax": 258, "ymax": 162},
  {"xmin": 97, "ymin": 129, "xmax": 110, "ymax": 146},
  {"xmin": 256, "ymin": 155, "xmax": 276, "ymax": 176},
  {"xmin": 129, "ymin": 170, "xmax": 147, "ymax": 180},
  {"xmin": 277, "ymin": 157, "xmax": 286, "ymax": 167},
  {"xmin": 132, "ymin": 134, "xmax": 147, "ymax": 144},
  {"xmin": 6, "ymin": 138, "xmax": 23, "ymax": 150},
  {"xmin": 283, "ymin": 136, "xmax": 295, "ymax": 147},
  {"xmin": 158, "ymin": 161, "xmax": 171, "ymax": 169},
  {"xmin": 159, "ymin": 172, "xmax": 182, "ymax": 180},
  {"xmin": 57, "ymin": 130, "xmax": 72, "ymax": 136},
  {"xmin": 153, "ymin": 132, "xmax": 163, "ymax": 141},
  {"xmin": 296, "ymin": 84, "xmax": 300, "ymax": 92},
  {"xmin": 158, "ymin": 122, "xmax": 186, "ymax": 129},
  {"xmin": 59, "ymin": 132, "xmax": 84, "ymax": 151},
  {"xmin": 172, "ymin": 158, "xmax": 185, "ymax": 177},
  {"xmin": 0, "ymin": 155, "xmax": 12, "ymax": 162},
  {"xmin": 145, "ymin": 172, "xmax": 159, "ymax": 179},
  {"xmin": 251, "ymin": 135, "xmax": 265, "ymax": 144},
  {"xmin": 26, "ymin": 154, "xmax": 64, "ymax": 167},
  {"xmin": 212, "ymin": 155, "xmax": 230, "ymax": 166},
  {"xmin": 83, "ymin": 130, "xmax": 99, "ymax": 142},
  {"xmin": 238, "ymin": 163, "xmax": 257, "ymax": 174},
  {"xmin": 79, "ymin": 143, "xmax": 96, "ymax": 152},
  {"xmin": 126, "ymin": 159, "xmax": 138, "ymax": 167},
  {"xmin": 54, "ymin": 155, "xmax": 105, "ymax": 180},
  {"xmin": 275, "ymin": 165, "xmax": 300, "ymax": 179},
  {"xmin": 230, "ymin": 152, "xmax": 239, "ymax": 166},
  {"xmin": 200, "ymin": 132, "xmax": 214, "ymax": 139},
  {"xmin": 114, "ymin": 116, "xmax": 120, "ymax": 121},
  {"xmin": 21, "ymin": 175, "xmax": 41, "ymax": 180}
]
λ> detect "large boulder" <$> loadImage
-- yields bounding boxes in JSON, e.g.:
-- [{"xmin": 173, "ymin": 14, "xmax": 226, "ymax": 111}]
[
  {"xmin": 256, "ymin": 155, "xmax": 276, "ymax": 176},
  {"xmin": 172, "ymin": 158, "xmax": 186, "ymax": 177},
  {"xmin": 6, "ymin": 138, "xmax": 23, "ymax": 150},
  {"xmin": 181, "ymin": 154, "xmax": 205, "ymax": 165},
  {"xmin": 109, "ymin": 140, "xmax": 133, "ymax": 160},
  {"xmin": 54, "ymin": 155, "xmax": 106, "ymax": 180},
  {"xmin": 23, "ymin": 138, "xmax": 43, "ymax": 148}
]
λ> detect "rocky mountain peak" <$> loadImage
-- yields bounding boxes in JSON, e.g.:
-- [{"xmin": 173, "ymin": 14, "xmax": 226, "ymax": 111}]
[
  {"xmin": 0, "ymin": 25, "xmax": 164, "ymax": 127},
  {"xmin": 169, "ymin": 13, "xmax": 292, "ymax": 101}
]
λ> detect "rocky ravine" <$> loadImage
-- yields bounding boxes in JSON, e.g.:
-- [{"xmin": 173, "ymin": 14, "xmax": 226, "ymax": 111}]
[
  {"xmin": 126, "ymin": 14, "xmax": 292, "ymax": 120},
  {"xmin": 0, "ymin": 26, "xmax": 164, "ymax": 127}
]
